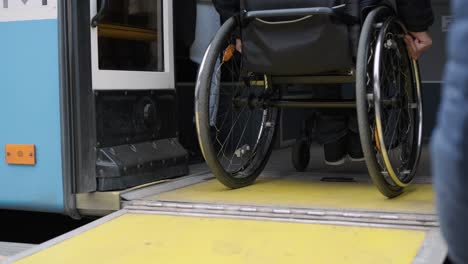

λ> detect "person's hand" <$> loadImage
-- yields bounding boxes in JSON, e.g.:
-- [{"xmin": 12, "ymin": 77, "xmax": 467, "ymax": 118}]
[
  {"xmin": 404, "ymin": 31, "xmax": 433, "ymax": 60},
  {"xmin": 236, "ymin": 38, "xmax": 242, "ymax": 53}
]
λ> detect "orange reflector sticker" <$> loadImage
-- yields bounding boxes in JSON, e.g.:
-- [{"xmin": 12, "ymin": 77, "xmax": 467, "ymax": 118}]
[
  {"xmin": 223, "ymin": 44, "xmax": 236, "ymax": 62},
  {"xmin": 5, "ymin": 144, "xmax": 36, "ymax": 165}
]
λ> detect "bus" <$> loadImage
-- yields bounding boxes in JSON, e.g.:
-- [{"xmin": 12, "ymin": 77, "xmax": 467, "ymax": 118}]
[
  {"xmin": 0, "ymin": 0, "xmax": 449, "ymax": 215},
  {"xmin": 0, "ymin": 0, "xmax": 451, "ymax": 262}
]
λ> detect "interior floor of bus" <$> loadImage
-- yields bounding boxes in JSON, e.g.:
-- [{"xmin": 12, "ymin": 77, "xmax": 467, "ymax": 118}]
[
  {"xmin": 131, "ymin": 145, "xmax": 434, "ymax": 212},
  {"xmin": 123, "ymin": 144, "xmax": 434, "ymax": 213},
  {"xmin": 7, "ymin": 146, "xmax": 445, "ymax": 264}
]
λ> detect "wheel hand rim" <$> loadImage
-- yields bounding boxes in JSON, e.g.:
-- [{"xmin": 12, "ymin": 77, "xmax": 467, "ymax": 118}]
[{"xmin": 373, "ymin": 18, "xmax": 423, "ymax": 187}]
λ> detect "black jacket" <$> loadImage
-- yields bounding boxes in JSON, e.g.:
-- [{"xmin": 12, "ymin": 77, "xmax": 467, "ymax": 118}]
[
  {"xmin": 212, "ymin": 0, "xmax": 239, "ymax": 24},
  {"xmin": 174, "ymin": 0, "xmax": 197, "ymax": 47},
  {"xmin": 395, "ymin": 0, "xmax": 434, "ymax": 32},
  {"xmin": 212, "ymin": 0, "xmax": 434, "ymax": 32}
]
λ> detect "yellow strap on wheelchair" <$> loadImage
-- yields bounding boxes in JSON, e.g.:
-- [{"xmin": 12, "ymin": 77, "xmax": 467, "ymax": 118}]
[
  {"xmin": 375, "ymin": 128, "xmax": 381, "ymax": 152},
  {"xmin": 223, "ymin": 44, "xmax": 236, "ymax": 62}
]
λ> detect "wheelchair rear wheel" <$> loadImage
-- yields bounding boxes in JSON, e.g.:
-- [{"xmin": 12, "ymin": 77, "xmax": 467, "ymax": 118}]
[
  {"xmin": 357, "ymin": 7, "xmax": 424, "ymax": 198},
  {"xmin": 195, "ymin": 17, "xmax": 279, "ymax": 189}
]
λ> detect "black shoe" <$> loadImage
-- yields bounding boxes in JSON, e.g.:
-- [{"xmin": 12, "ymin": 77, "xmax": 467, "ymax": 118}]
[
  {"xmin": 347, "ymin": 132, "xmax": 364, "ymax": 162},
  {"xmin": 324, "ymin": 137, "xmax": 347, "ymax": 166}
]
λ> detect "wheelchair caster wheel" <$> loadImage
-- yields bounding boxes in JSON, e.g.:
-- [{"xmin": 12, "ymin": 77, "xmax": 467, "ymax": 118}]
[{"xmin": 292, "ymin": 140, "xmax": 310, "ymax": 172}]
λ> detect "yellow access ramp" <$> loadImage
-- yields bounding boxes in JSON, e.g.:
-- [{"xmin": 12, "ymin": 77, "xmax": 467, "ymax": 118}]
[
  {"xmin": 7, "ymin": 152, "xmax": 445, "ymax": 264},
  {"xmin": 14, "ymin": 213, "xmax": 427, "ymax": 264}
]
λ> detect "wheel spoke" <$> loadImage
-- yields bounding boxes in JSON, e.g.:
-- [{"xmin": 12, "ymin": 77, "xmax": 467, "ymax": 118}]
[{"xmin": 207, "ymin": 44, "xmax": 277, "ymax": 175}]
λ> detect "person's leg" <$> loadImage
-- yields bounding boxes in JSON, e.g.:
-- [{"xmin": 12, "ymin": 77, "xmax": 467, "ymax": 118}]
[
  {"xmin": 431, "ymin": 1, "xmax": 468, "ymax": 262},
  {"xmin": 431, "ymin": 98, "xmax": 468, "ymax": 263},
  {"xmin": 323, "ymin": 133, "xmax": 348, "ymax": 165},
  {"xmin": 346, "ymin": 112, "xmax": 364, "ymax": 161},
  {"xmin": 431, "ymin": 139, "xmax": 468, "ymax": 264},
  {"xmin": 313, "ymin": 85, "xmax": 348, "ymax": 165}
]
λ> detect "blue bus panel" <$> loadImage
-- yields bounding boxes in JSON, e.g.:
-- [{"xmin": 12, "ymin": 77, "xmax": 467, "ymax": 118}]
[{"xmin": 0, "ymin": 19, "xmax": 64, "ymax": 213}]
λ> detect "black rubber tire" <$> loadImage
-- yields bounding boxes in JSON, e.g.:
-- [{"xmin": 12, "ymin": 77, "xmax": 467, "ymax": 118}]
[
  {"xmin": 195, "ymin": 17, "xmax": 279, "ymax": 189},
  {"xmin": 356, "ymin": 7, "xmax": 404, "ymax": 198},
  {"xmin": 292, "ymin": 140, "xmax": 310, "ymax": 172}
]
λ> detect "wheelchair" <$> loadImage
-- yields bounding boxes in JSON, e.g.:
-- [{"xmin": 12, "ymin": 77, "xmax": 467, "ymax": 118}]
[{"xmin": 194, "ymin": 0, "xmax": 423, "ymax": 198}]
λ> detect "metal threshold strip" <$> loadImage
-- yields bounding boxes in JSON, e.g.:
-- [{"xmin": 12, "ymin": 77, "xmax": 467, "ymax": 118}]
[
  {"xmin": 122, "ymin": 168, "xmax": 437, "ymax": 229},
  {"xmin": 125, "ymin": 199, "xmax": 437, "ymax": 230}
]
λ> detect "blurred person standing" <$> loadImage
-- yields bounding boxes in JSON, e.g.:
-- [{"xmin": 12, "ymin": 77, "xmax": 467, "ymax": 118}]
[{"xmin": 431, "ymin": 0, "xmax": 468, "ymax": 263}]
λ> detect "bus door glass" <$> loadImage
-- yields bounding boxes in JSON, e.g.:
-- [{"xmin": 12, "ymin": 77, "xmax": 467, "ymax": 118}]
[{"xmin": 90, "ymin": 0, "xmax": 174, "ymax": 90}]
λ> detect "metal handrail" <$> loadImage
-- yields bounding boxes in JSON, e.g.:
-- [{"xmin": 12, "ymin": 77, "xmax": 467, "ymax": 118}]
[{"xmin": 91, "ymin": 0, "xmax": 108, "ymax": 28}]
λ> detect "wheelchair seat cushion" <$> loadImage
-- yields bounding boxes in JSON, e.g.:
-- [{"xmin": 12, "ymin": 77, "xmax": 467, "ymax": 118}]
[{"xmin": 241, "ymin": 0, "xmax": 354, "ymax": 75}]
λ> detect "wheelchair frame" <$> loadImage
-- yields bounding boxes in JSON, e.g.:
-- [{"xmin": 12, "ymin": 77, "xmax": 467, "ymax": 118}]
[{"xmin": 195, "ymin": 4, "xmax": 424, "ymax": 198}]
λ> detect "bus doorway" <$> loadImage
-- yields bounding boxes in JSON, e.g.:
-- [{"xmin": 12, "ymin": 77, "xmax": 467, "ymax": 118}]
[{"xmin": 68, "ymin": 0, "xmax": 189, "ymax": 197}]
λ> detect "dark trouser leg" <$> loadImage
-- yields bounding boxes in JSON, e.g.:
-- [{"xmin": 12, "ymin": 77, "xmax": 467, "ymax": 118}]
[
  {"xmin": 347, "ymin": 111, "xmax": 364, "ymax": 160},
  {"xmin": 313, "ymin": 85, "xmax": 349, "ymax": 163}
]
